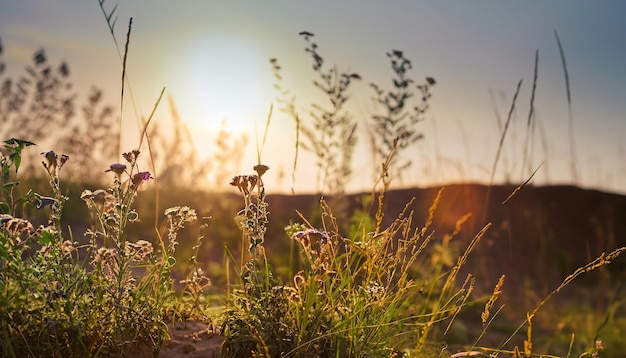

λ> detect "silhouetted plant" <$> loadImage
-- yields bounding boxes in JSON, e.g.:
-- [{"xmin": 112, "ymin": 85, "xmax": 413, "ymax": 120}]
[
  {"xmin": 0, "ymin": 48, "xmax": 74, "ymax": 143},
  {"xmin": 273, "ymin": 32, "xmax": 361, "ymax": 195},
  {"xmin": 0, "ymin": 37, "xmax": 118, "ymax": 181},
  {"xmin": 0, "ymin": 47, "xmax": 74, "ymax": 172},
  {"xmin": 59, "ymin": 87, "xmax": 119, "ymax": 183},
  {"xmin": 369, "ymin": 49, "xmax": 435, "ymax": 182}
]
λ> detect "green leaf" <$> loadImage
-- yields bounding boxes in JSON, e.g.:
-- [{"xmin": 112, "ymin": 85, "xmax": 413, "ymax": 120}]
[
  {"xmin": 4, "ymin": 138, "xmax": 35, "ymax": 149},
  {"xmin": 16, "ymin": 189, "xmax": 36, "ymax": 207},
  {"xmin": 11, "ymin": 153, "xmax": 21, "ymax": 173},
  {"xmin": 0, "ymin": 201, "xmax": 9, "ymax": 214},
  {"xmin": 167, "ymin": 256, "xmax": 176, "ymax": 266},
  {"xmin": 39, "ymin": 230, "xmax": 55, "ymax": 245},
  {"xmin": 3, "ymin": 181, "xmax": 20, "ymax": 190}
]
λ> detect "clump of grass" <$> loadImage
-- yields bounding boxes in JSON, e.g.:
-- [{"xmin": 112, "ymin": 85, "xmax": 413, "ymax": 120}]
[{"xmin": 219, "ymin": 138, "xmax": 491, "ymax": 357}]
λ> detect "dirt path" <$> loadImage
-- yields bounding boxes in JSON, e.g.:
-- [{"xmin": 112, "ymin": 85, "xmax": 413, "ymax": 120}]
[{"xmin": 160, "ymin": 321, "xmax": 224, "ymax": 358}]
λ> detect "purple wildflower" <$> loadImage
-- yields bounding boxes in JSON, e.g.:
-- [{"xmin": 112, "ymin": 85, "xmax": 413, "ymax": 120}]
[
  {"xmin": 105, "ymin": 163, "xmax": 127, "ymax": 176},
  {"xmin": 131, "ymin": 171, "xmax": 153, "ymax": 188}
]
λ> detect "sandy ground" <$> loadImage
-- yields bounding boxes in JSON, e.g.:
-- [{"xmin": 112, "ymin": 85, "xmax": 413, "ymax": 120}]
[{"xmin": 160, "ymin": 321, "xmax": 224, "ymax": 358}]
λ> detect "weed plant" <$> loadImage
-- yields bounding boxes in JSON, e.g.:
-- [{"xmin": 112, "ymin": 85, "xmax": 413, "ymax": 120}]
[
  {"xmin": 0, "ymin": 37, "xmax": 119, "ymax": 182},
  {"xmin": 273, "ymin": 32, "xmax": 361, "ymax": 195},
  {"xmin": 0, "ymin": 140, "xmax": 211, "ymax": 356},
  {"xmin": 369, "ymin": 50, "xmax": 435, "ymax": 182}
]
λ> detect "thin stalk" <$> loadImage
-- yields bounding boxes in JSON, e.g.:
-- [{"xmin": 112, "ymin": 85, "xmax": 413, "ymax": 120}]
[
  {"xmin": 555, "ymin": 30, "xmax": 578, "ymax": 184},
  {"xmin": 138, "ymin": 87, "xmax": 165, "ymax": 228},
  {"xmin": 120, "ymin": 17, "xmax": 132, "ymax": 156},
  {"xmin": 292, "ymin": 112, "xmax": 300, "ymax": 195},
  {"xmin": 256, "ymin": 104, "xmax": 273, "ymax": 165},
  {"xmin": 521, "ymin": 50, "xmax": 538, "ymax": 179},
  {"xmin": 482, "ymin": 79, "xmax": 522, "ymax": 223}
]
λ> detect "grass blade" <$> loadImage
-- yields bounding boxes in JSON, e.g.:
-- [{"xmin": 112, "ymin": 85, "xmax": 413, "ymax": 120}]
[
  {"xmin": 554, "ymin": 30, "xmax": 578, "ymax": 184},
  {"xmin": 521, "ymin": 50, "xmax": 538, "ymax": 178},
  {"xmin": 120, "ymin": 17, "xmax": 132, "ymax": 155},
  {"xmin": 256, "ymin": 104, "xmax": 273, "ymax": 164},
  {"xmin": 482, "ymin": 79, "xmax": 523, "ymax": 222},
  {"xmin": 502, "ymin": 161, "xmax": 543, "ymax": 204}
]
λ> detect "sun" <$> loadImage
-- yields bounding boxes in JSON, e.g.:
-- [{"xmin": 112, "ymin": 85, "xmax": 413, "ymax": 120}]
[{"xmin": 173, "ymin": 33, "xmax": 272, "ymax": 134}]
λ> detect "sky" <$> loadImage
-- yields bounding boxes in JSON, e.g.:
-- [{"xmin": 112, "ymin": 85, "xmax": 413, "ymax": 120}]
[{"xmin": 1, "ymin": 1, "xmax": 625, "ymax": 194}]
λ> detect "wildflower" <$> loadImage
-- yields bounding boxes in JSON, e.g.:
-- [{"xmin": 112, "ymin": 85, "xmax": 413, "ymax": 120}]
[
  {"xmin": 59, "ymin": 154, "xmax": 69, "ymax": 170},
  {"xmin": 364, "ymin": 281, "xmax": 386, "ymax": 300},
  {"xmin": 179, "ymin": 267, "xmax": 212, "ymax": 289},
  {"xmin": 102, "ymin": 191, "xmax": 117, "ymax": 214},
  {"xmin": 60, "ymin": 240, "xmax": 76, "ymax": 257},
  {"xmin": 131, "ymin": 171, "xmax": 153, "ymax": 189},
  {"xmin": 293, "ymin": 228, "xmax": 329, "ymax": 248},
  {"xmin": 164, "ymin": 206, "xmax": 181, "ymax": 217},
  {"xmin": 41, "ymin": 151, "xmax": 58, "ymax": 171},
  {"xmin": 80, "ymin": 189, "xmax": 106, "ymax": 202},
  {"xmin": 124, "ymin": 240, "xmax": 153, "ymax": 261},
  {"xmin": 105, "ymin": 163, "xmax": 127, "ymax": 176},
  {"xmin": 122, "ymin": 149, "xmax": 140, "ymax": 163},
  {"xmin": 36, "ymin": 195, "xmax": 56, "ymax": 209},
  {"xmin": 248, "ymin": 175, "xmax": 258, "ymax": 191},
  {"xmin": 2, "ymin": 216, "xmax": 34, "ymax": 236},
  {"xmin": 164, "ymin": 206, "xmax": 197, "ymax": 223},
  {"xmin": 230, "ymin": 175, "xmax": 258, "ymax": 195},
  {"xmin": 253, "ymin": 164, "xmax": 269, "ymax": 177}
]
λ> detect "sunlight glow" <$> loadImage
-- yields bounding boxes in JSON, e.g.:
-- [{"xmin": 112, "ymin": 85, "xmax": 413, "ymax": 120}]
[{"xmin": 177, "ymin": 33, "xmax": 271, "ymax": 133}]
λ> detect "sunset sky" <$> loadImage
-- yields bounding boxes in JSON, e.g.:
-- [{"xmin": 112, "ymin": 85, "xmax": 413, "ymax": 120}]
[{"xmin": 1, "ymin": 1, "xmax": 625, "ymax": 194}]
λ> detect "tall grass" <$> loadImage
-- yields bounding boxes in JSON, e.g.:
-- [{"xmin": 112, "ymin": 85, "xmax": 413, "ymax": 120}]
[{"xmin": 220, "ymin": 137, "xmax": 491, "ymax": 356}]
